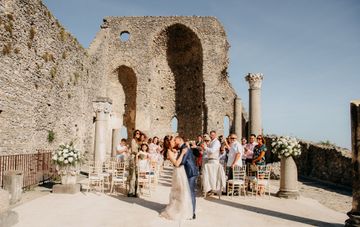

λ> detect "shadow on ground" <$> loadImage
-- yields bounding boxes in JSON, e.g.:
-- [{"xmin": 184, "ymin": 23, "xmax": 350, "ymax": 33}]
[{"xmin": 206, "ymin": 197, "xmax": 343, "ymax": 227}]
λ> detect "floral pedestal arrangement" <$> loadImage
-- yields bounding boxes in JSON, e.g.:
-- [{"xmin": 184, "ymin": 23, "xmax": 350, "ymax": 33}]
[
  {"xmin": 58, "ymin": 166, "xmax": 79, "ymax": 185},
  {"xmin": 272, "ymin": 136, "xmax": 301, "ymax": 199},
  {"xmin": 52, "ymin": 142, "xmax": 83, "ymax": 194}
]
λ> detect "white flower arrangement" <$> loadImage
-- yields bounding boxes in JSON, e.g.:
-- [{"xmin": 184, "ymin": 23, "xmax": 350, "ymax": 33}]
[
  {"xmin": 271, "ymin": 136, "xmax": 302, "ymax": 158},
  {"xmin": 52, "ymin": 142, "xmax": 83, "ymax": 167}
]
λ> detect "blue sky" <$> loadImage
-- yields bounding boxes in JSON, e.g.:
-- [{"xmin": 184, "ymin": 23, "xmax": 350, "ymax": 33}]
[{"xmin": 43, "ymin": 0, "xmax": 360, "ymax": 149}]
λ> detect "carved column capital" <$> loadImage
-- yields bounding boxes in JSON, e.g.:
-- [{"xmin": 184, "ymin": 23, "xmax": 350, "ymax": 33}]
[
  {"xmin": 93, "ymin": 97, "xmax": 112, "ymax": 113},
  {"xmin": 245, "ymin": 73, "xmax": 264, "ymax": 90}
]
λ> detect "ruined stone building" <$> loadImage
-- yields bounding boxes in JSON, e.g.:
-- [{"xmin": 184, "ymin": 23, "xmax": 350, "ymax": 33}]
[{"xmin": 0, "ymin": 0, "xmax": 247, "ymax": 158}]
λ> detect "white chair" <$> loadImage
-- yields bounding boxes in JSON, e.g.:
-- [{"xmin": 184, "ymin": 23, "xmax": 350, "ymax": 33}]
[
  {"xmin": 110, "ymin": 162, "xmax": 127, "ymax": 195},
  {"xmin": 87, "ymin": 165, "xmax": 104, "ymax": 193},
  {"xmin": 138, "ymin": 165, "xmax": 151, "ymax": 197},
  {"xmin": 251, "ymin": 165, "xmax": 271, "ymax": 197},
  {"xmin": 227, "ymin": 165, "xmax": 247, "ymax": 198},
  {"xmin": 148, "ymin": 160, "xmax": 158, "ymax": 189}
]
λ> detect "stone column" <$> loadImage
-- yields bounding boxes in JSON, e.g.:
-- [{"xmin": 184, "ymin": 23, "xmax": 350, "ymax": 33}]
[
  {"xmin": 245, "ymin": 73, "xmax": 263, "ymax": 136},
  {"xmin": 346, "ymin": 100, "xmax": 360, "ymax": 226},
  {"xmin": 93, "ymin": 97, "xmax": 112, "ymax": 163},
  {"xmin": 112, "ymin": 128, "xmax": 121, "ymax": 157},
  {"xmin": 234, "ymin": 97, "xmax": 242, "ymax": 139}
]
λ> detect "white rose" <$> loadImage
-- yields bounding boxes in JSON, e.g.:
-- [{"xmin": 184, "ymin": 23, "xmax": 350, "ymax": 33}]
[
  {"xmin": 68, "ymin": 157, "xmax": 73, "ymax": 163},
  {"xmin": 52, "ymin": 155, "xmax": 57, "ymax": 160},
  {"xmin": 64, "ymin": 160, "xmax": 68, "ymax": 164},
  {"xmin": 59, "ymin": 157, "xmax": 64, "ymax": 162}
]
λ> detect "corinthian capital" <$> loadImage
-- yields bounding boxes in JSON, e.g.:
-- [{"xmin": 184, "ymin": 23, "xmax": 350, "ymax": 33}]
[
  {"xmin": 93, "ymin": 97, "xmax": 112, "ymax": 113},
  {"xmin": 245, "ymin": 73, "xmax": 264, "ymax": 89}
]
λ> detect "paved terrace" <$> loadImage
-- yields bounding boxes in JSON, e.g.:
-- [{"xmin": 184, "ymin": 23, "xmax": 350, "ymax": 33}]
[{"xmin": 10, "ymin": 167, "xmax": 348, "ymax": 227}]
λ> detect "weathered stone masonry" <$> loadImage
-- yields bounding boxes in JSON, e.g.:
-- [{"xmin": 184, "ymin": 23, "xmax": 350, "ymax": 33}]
[{"xmin": 1, "ymin": 0, "xmax": 247, "ymax": 159}]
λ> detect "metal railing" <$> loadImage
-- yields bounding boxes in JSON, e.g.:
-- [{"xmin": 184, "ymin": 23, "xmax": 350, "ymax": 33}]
[{"xmin": 0, "ymin": 150, "xmax": 54, "ymax": 188}]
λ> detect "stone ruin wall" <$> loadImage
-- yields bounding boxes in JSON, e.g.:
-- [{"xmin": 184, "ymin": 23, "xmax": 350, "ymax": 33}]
[
  {"xmin": 89, "ymin": 16, "xmax": 242, "ymax": 142},
  {"xmin": 0, "ymin": 0, "xmax": 98, "ymax": 155},
  {"xmin": 0, "ymin": 0, "xmax": 245, "ymax": 158},
  {"xmin": 265, "ymin": 136, "xmax": 352, "ymax": 187}
]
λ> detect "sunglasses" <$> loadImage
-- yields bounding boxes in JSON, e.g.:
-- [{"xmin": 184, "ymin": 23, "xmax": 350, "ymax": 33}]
[
  {"xmin": 257, "ymin": 138, "xmax": 262, "ymax": 140},
  {"xmin": 230, "ymin": 137, "xmax": 236, "ymax": 140}
]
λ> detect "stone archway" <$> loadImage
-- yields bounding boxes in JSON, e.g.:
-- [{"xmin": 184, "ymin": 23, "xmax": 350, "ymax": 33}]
[
  {"xmin": 109, "ymin": 65, "xmax": 137, "ymax": 140},
  {"xmin": 166, "ymin": 23, "xmax": 204, "ymax": 139}
]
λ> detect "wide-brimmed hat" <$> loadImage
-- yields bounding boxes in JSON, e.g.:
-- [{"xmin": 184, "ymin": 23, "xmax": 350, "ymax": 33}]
[{"xmin": 203, "ymin": 135, "xmax": 211, "ymax": 141}]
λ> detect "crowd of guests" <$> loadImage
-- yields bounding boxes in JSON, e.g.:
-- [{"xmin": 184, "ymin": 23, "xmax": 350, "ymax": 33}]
[
  {"xmin": 114, "ymin": 129, "xmax": 268, "ymax": 197},
  {"xmin": 189, "ymin": 131, "xmax": 268, "ymax": 186}
]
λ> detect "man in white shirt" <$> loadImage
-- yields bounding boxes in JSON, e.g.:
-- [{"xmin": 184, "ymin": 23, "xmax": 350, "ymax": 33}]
[
  {"xmin": 203, "ymin": 130, "xmax": 221, "ymax": 162},
  {"xmin": 225, "ymin": 133, "xmax": 244, "ymax": 179}
]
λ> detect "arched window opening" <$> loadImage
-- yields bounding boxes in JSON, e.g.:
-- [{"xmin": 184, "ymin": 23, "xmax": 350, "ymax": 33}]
[
  {"xmin": 171, "ymin": 116, "xmax": 178, "ymax": 133},
  {"xmin": 223, "ymin": 116, "xmax": 230, "ymax": 138}
]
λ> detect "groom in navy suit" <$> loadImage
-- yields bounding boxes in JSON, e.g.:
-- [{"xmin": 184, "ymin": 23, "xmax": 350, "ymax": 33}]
[{"xmin": 174, "ymin": 136, "xmax": 199, "ymax": 220}]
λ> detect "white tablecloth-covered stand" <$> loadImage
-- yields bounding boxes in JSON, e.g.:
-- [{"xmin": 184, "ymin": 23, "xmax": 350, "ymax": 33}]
[{"xmin": 202, "ymin": 159, "xmax": 226, "ymax": 198}]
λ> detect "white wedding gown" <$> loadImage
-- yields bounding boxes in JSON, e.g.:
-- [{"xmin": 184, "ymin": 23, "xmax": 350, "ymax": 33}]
[{"xmin": 161, "ymin": 165, "xmax": 193, "ymax": 220}]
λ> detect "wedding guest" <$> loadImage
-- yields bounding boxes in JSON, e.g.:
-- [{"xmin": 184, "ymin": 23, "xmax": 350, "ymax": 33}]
[
  {"xmin": 244, "ymin": 134, "xmax": 257, "ymax": 164},
  {"xmin": 148, "ymin": 137, "xmax": 153, "ymax": 144},
  {"xmin": 194, "ymin": 135, "xmax": 203, "ymax": 172},
  {"xmin": 224, "ymin": 134, "xmax": 243, "ymax": 180},
  {"xmin": 203, "ymin": 130, "xmax": 221, "ymax": 162},
  {"xmin": 218, "ymin": 135, "xmax": 224, "ymax": 144},
  {"xmin": 196, "ymin": 135, "xmax": 203, "ymax": 146},
  {"xmin": 116, "ymin": 138, "xmax": 128, "ymax": 161},
  {"xmin": 252, "ymin": 135, "xmax": 267, "ymax": 166},
  {"xmin": 128, "ymin": 129, "xmax": 141, "ymax": 197},
  {"xmin": 137, "ymin": 143, "xmax": 150, "ymax": 172},
  {"xmin": 201, "ymin": 134, "xmax": 211, "ymax": 165},
  {"xmin": 219, "ymin": 143, "xmax": 227, "ymax": 164},
  {"xmin": 149, "ymin": 136, "xmax": 161, "ymax": 161},
  {"xmin": 140, "ymin": 132, "xmax": 147, "ymax": 144},
  {"xmin": 241, "ymin": 138, "xmax": 247, "ymax": 146}
]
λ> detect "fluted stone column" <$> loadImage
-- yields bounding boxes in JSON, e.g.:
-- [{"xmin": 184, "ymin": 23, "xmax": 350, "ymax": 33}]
[
  {"xmin": 234, "ymin": 97, "xmax": 242, "ymax": 139},
  {"xmin": 346, "ymin": 100, "xmax": 360, "ymax": 226},
  {"xmin": 245, "ymin": 73, "xmax": 263, "ymax": 136},
  {"xmin": 93, "ymin": 97, "xmax": 112, "ymax": 163}
]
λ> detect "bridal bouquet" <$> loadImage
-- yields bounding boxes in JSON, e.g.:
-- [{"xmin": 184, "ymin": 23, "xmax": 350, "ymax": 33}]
[
  {"xmin": 52, "ymin": 142, "xmax": 83, "ymax": 167},
  {"xmin": 271, "ymin": 136, "xmax": 301, "ymax": 158}
]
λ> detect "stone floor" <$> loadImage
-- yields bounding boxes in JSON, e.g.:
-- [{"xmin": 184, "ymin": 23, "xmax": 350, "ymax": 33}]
[{"xmin": 9, "ymin": 167, "xmax": 349, "ymax": 227}]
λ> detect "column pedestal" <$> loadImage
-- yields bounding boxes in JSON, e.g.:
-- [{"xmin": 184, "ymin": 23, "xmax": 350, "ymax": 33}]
[{"xmin": 276, "ymin": 156, "xmax": 300, "ymax": 199}]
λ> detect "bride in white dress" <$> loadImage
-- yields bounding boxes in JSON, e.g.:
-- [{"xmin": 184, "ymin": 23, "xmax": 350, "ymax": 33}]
[{"xmin": 160, "ymin": 135, "xmax": 193, "ymax": 220}]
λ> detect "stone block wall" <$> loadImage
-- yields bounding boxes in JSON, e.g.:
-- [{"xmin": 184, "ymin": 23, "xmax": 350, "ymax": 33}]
[
  {"xmin": 0, "ymin": 0, "xmax": 247, "ymax": 160},
  {"xmin": 89, "ymin": 16, "xmax": 242, "ymax": 140},
  {"xmin": 265, "ymin": 135, "xmax": 352, "ymax": 187},
  {"xmin": 0, "ymin": 0, "xmax": 97, "ymax": 155}
]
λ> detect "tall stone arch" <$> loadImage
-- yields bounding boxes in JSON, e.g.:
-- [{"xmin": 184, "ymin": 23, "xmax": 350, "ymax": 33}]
[
  {"xmin": 108, "ymin": 65, "xmax": 137, "ymax": 140},
  {"xmin": 152, "ymin": 23, "xmax": 205, "ymax": 139}
]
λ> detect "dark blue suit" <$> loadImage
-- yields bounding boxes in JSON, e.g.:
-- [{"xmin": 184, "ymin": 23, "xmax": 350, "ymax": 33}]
[{"xmin": 179, "ymin": 143, "xmax": 199, "ymax": 215}]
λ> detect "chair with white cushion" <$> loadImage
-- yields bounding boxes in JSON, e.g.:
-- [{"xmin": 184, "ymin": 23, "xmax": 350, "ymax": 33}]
[
  {"xmin": 227, "ymin": 165, "xmax": 247, "ymax": 198},
  {"xmin": 110, "ymin": 161, "xmax": 127, "ymax": 195}
]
